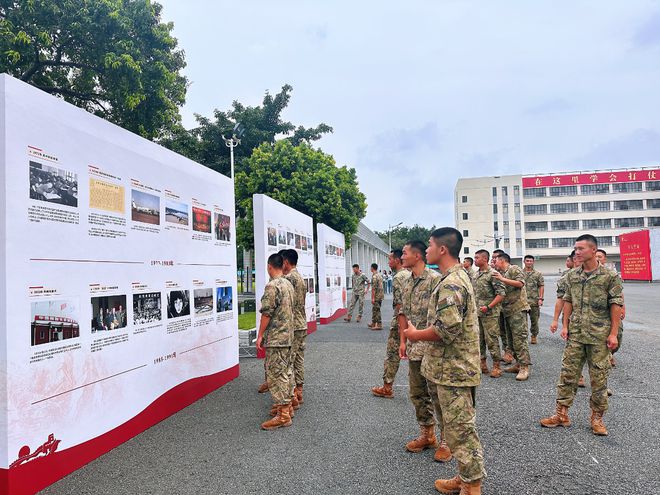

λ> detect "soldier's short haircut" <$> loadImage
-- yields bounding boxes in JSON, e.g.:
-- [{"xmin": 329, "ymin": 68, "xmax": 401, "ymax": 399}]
[
  {"xmin": 464, "ymin": 256, "xmax": 474, "ymax": 265},
  {"xmin": 390, "ymin": 248, "xmax": 403, "ymax": 260},
  {"xmin": 576, "ymin": 233, "xmax": 598, "ymax": 247},
  {"xmin": 475, "ymin": 249, "xmax": 490, "ymax": 259},
  {"xmin": 430, "ymin": 227, "xmax": 463, "ymax": 259},
  {"xmin": 371, "ymin": 263, "xmax": 378, "ymax": 270},
  {"xmin": 524, "ymin": 255, "xmax": 535, "ymax": 261},
  {"xmin": 596, "ymin": 248, "xmax": 607, "ymax": 257},
  {"xmin": 268, "ymin": 253, "xmax": 284, "ymax": 269},
  {"xmin": 499, "ymin": 252, "xmax": 511, "ymax": 263},
  {"xmin": 492, "ymin": 249, "xmax": 505, "ymax": 258},
  {"xmin": 280, "ymin": 248, "xmax": 298, "ymax": 266},
  {"xmin": 405, "ymin": 240, "xmax": 427, "ymax": 260},
  {"xmin": 352, "ymin": 264, "xmax": 359, "ymax": 269},
  {"xmin": 570, "ymin": 250, "xmax": 576, "ymax": 258}
]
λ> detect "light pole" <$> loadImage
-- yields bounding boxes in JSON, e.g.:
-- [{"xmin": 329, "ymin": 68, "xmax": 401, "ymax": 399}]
[
  {"xmin": 388, "ymin": 222, "xmax": 403, "ymax": 251},
  {"xmin": 222, "ymin": 122, "xmax": 245, "ymax": 180}
]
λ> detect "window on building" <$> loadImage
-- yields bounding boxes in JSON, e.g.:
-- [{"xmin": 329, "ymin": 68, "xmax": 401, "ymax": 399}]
[
  {"xmin": 550, "ymin": 203, "xmax": 579, "ymax": 214},
  {"xmin": 515, "ymin": 220, "xmax": 521, "ymax": 229},
  {"xmin": 649, "ymin": 217, "xmax": 660, "ymax": 227},
  {"xmin": 581, "ymin": 184, "xmax": 609, "ymax": 195},
  {"xmin": 462, "ymin": 212, "xmax": 468, "ymax": 220},
  {"xmin": 552, "ymin": 237, "xmax": 575, "ymax": 248},
  {"xmin": 523, "ymin": 187, "xmax": 546, "ymax": 198},
  {"xmin": 646, "ymin": 181, "xmax": 660, "ymax": 191},
  {"xmin": 582, "ymin": 201, "xmax": 610, "ymax": 212},
  {"xmin": 503, "ymin": 238, "xmax": 510, "ymax": 249},
  {"xmin": 502, "ymin": 203, "xmax": 509, "ymax": 214},
  {"xmin": 612, "ymin": 182, "xmax": 643, "ymax": 193},
  {"xmin": 463, "ymin": 230, "xmax": 469, "ymax": 237},
  {"xmin": 551, "ymin": 220, "xmax": 579, "ymax": 231},
  {"xmin": 492, "ymin": 187, "xmax": 497, "ymax": 197},
  {"xmin": 526, "ymin": 239, "xmax": 549, "ymax": 249},
  {"xmin": 614, "ymin": 217, "xmax": 644, "ymax": 228},
  {"xmin": 493, "ymin": 204, "xmax": 498, "ymax": 214},
  {"xmin": 464, "ymin": 247, "xmax": 470, "ymax": 254},
  {"xmin": 648, "ymin": 199, "xmax": 660, "ymax": 209},
  {"xmin": 596, "ymin": 236, "xmax": 613, "ymax": 247},
  {"xmin": 462, "ymin": 195, "xmax": 468, "ymax": 203},
  {"xmin": 516, "ymin": 239, "xmax": 522, "ymax": 250},
  {"xmin": 514, "ymin": 203, "xmax": 520, "ymax": 213},
  {"xmin": 614, "ymin": 200, "xmax": 644, "ymax": 211},
  {"xmin": 502, "ymin": 186, "xmax": 508, "ymax": 196},
  {"xmin": 514, "ymin": 185, "xmax": 520, "ymax": 193},
  {"xmin": 493, "ymin": 221, "xmax": 499, "ymax": 231},
  {"xmin": 503, "ymin": 221, "xmax": 509, "ymax": 230},
  {"xmin": 525, "ymin": 221, "xmax": 548, "ymax": 231},
  {"xmin": 583, "ymin": 219, "xmax": 611, "ymax": 230},
  {"xmin": 524, "ymin": 204, "xmax": 547, "ymax": 215},
  {"xmin": 549, "ymin": 186, "xmax": 578, "ymax": 197}
]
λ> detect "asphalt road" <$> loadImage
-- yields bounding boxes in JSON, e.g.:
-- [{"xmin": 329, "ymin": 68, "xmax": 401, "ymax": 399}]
[{"xmin": 41, "ymin": 280, "xmax": 660, "ymax": 495}]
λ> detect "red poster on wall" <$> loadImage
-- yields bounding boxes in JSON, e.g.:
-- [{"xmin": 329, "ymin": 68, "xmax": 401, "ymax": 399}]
[{"xmin": 619, "ymin": 230, "xmax": 652, "ymax": 281}]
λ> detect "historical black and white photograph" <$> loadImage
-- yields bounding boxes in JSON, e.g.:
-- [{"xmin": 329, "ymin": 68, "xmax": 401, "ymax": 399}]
[
  {"xmin": 91, "ymin": 295, "xmax": 128, "ymax": 332},
  {"xmin": 133, "ymin": 292, "xmax": 161, "ymax": 325},
  {"xmin": 167, "ymin": 290, "xmax": 190, "ymax": 319},
  {"xmin": 193, "ymin": 288, "xmax": 214, "ymax": 316},
  {"xmin": 29, "ymin": 160, "xmax": 78, "ymax": 207}
]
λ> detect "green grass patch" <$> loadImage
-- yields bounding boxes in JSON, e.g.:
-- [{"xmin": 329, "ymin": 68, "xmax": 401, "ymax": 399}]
[{"xmin": 238, "ymin": 311, "xmax": 256, "ymax": 330}]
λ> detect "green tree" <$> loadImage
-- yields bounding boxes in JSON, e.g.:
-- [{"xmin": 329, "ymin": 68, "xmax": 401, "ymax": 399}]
[
  {"xmin": 376, "ymin": 224, "xmax": 437, "ymax": 251},
  {"xmin": 0, "ymin": 0, "xmax": 187, "ymax": 139},
  {"xmin": 235, "ymin": 140, "xmax": 367, "ymax": 250}
]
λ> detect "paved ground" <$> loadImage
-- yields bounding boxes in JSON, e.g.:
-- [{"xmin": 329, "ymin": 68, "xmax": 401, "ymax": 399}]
[{"xmin": 42, "ymin": 279, "xmax": 660, "ymax": 495}]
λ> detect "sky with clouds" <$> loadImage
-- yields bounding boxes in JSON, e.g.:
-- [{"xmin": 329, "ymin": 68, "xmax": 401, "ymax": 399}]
[{"xmin": 158, "ymin": 0, "xmax": 660, "ymax": 232}]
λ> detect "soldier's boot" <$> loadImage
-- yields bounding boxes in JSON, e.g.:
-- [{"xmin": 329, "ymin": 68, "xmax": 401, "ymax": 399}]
[
  {"xmin": 459, "ymin": 480, "xmax": 482, "ymax": 495},
  {"xmin": 356, "ymin": 316, "xmax": 362, "ymax": 323},
  {"xmin": 503, "ymin": 363, "xmax": 520, "ymax": 374},
  {"xmin": 257, "ymin": 382, "xmax": 269, "ymax": 393},
  {"xmin": 607, "ymin": 388, "xmax": 613, "ymax": 397},
  {"xmin": 434, "ymin": 475, "xmax": 461, "ymax": 494},
  {"xmin": 490, "ymin": 361, "xmax": 502, "ymax": 378},
  {"xmin": 590, "ymin": 410, "xmax": 608, "ymax": 436},
  {"xmin": 261, "ymin": 404, "xmax": 293, "ymax": 430},
  {"xmin": 367, "ymin": 323, "xmax": 375, "ymax": 328},
  {"xmin": 515, "ymin": 364, "xmax": 530, "ymax": 381},
  {"xmin": 371, "ymin": 382, "xmax": 394, "ymax": 398},
  {"xmin": 578, "ymin": 375, "xmax": 586, "ymax": 388},
  {"xmin": 502, "ymin": 350, "xmax": 514, "ymax": 364},
  {"xmin": 295, "ymin": 385, "xmax": 304, "ymax": 404},
  {"xmin": 540, "ymin": 404, "xmax": 571, "ymax": 428},
  {"xmin": 343, "ymin": 316, "xmax": 351, "ymax": 322},
  {"xmin": 610, "ymin": 355, "xmax": 617, "ymax": 367},
  {"xmin": 291, "ymin": 394, "xmax": 300, "ymax": 410},
  {"xmin": 270, "ymin": 403, "xmax": 295, "ymax": 418},
  {"xmin": 434, "ymin": 436, "xmax": 452, "ymax": 462},
  {"xmin": 406, "ymin": 424, "xmax": 438, "ymax": 453},
  {"xmin": 530, "ymin": 335, "xmax": 538, "ymax": 345},
  {"xmin": 480, "ymin": 358, "xmax": 490, "ymax": 376}
]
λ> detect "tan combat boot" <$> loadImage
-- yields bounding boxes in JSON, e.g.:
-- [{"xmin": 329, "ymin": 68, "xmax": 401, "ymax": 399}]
[
  {"xmin": 490, "ymin": 361, "xmax": 502, "ymax": 378},
  {"xmin": 343, "ymin": 315, "xmax": 351, "ymax": 322},
  {"xmin": 516, "ymin": 365, "xmax": 530, "ymax": 381},
  {"xmin": 269, "ymin": 403, "xmax": 295, "ymax": 418},
  {"xmin": 257, "ymin": 381, "xmax": 269, "ymax": 393},
  {"xmin": 590, "ymin": 410, "xmax": 608, "ymax": 436},
  {"xmin": 578, "ymin": 375, "xmax": 586, "ymax": 388},
  {"xmin": 367, "ymin": 323, "xmax": 375, "ymax": 328},
  {"xmin": 480, "ymin": 358, "xmax": 489, "ymax": 375},
  {"xmin": 460, "ymin": 480, "xmax": 482, "ymax": 495},
  {"xmin": 434, "ymin": 475, "xmax": 461, "ymax": 494},
  {"xmin": 371, "ymin": 382, "xmax": 394, "ymax": 398},
  {"xmin": 356, "ymin": 316, "xmax": 362, "ymax": 323},
  {"xmin": 406, "ymin": 424, "xmax": 438, "ymax": 453},
  {"xmin": 291, "ymin": 394, "xmax": 300, "ymax": 410},
  {"xmin": 434, "ymin": 436, "xmax": 452, "ymax": 462},
  {"xmin": 503, "ymin": 363, "xmax": 520, "ymax": 374},
  {"xmin": 531, "ymin": 335, "xmax": 538, "ymax": 345},
  {"xmin": 295, "ymin": 385, "xmax": 304, "ymax": 404},
  {"xmin": 540, "ymin": 404, "xmax": 571, "ymax": 428},
  {"xmin": 261, "ymin": 404, "xmax": 293, "ymax": 430},
  {"xmin": 502, "ymin": 350, "xmax": 514, "ymax": 364}
]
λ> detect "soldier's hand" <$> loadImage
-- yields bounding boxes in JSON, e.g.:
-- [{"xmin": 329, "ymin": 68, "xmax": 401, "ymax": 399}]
[
  {"xmin": 403, "ymin": 323, "xmax": 418, "ymax": 341},
  {"xmin": 550, "ymin": 320, "xmax": 558, "ymax": 333},
  {"xmin": 492, "ymin": 271, "xmax": 503, "ymax": 280},
  {"xmin": 538, "ymin": 298, "xmax": 544, "ymax": 307},
  {"xmin": 256, "ymin": 336, "xmax": 263, "ymax": 353},
  {"xmin": 560, "ymin": 327, "xmax": 568, "ymax": 340},
  {"xmin": 399, "ymin": 342, "xmax": 407, "ymax": 360},
  {"xmin": 479, "ymin": 305, "xmax": 489, "ymax": 314},
  {"xmin": 607, "ymin": 333, "xmax": 619, "ymax": 351}
]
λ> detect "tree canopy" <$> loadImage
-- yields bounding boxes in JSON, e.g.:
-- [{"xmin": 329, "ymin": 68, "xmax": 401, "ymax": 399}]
[
  {"xmin": 0, "ymin": 0, "xmax": 187, "ymax": 139},
  {"xmin": 376, "ymin": 224, "xmax": 438, "ymax": 251}
]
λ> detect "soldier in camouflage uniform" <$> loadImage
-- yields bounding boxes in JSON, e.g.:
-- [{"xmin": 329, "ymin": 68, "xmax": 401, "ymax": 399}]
[
  {"xmin": 404, "ymin": 228, "xmax": 485, "ymax": 494},
  {"xmin": 541, "ymin": 234, "xmax": 623, "ymax": 436},
  {"xmin": 368, "ymin": 263, "xmax": 385, "ymax": 329},
  {"xmin": 474, "ymin": 249, "xmax": 506, "ymax": 378},
  {"xmin": 523, "ymin": 255, "xmax": 545, "ymax": 345},
  {"xmin": 345, "ymin": 264, "xmax": 369, "ymax": 322},
  {"xmin": 462, "ymin": 257, "xmax": 476, "ymax": 287},
  {"xmin": 372, "ymin": 249, "xmax": 410, "ymax": 398},
  {"xmin": 281, "ymin": 249, "xmax": 308, "ymax": 408},
  {"xmin": 493, "ymin": 252, "xmax": 532, "ymax": 381},
  {"xmin": 492, "ymin": 250, "xmax": 512, "ymax": 363},
  {"xmin": 550, "ymin": 253, "xmax": 575, "ymax": 334},
  {"xmin": 256, "ymin": 253, "xmax": 295, "ymax": 430},
  {"xmin": 595, "ymin": 249, "xmax": 624, "ymax": 365}
]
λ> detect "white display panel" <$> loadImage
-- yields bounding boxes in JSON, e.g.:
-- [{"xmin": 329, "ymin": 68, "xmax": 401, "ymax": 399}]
[
  {"xmin": 316, "ymin": 223, "xmax": 347, "ymax": 323},
  {"xmin": 651, "ymin": 228, "xmax": 660, "ymax": 281},
  {"xmin": 0, "ymin": 75, "xmax": 238, "ymax": 494},
  {"xmin": 253, "ymin": 194, "xmax": 317, "ymax": 344}
]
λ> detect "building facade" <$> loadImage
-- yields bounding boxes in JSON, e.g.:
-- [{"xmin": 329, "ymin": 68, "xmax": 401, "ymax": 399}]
[
  {"xmin": 345, "ymin": 221, "xmax": 390, "ymax": 287},
  {"xmin": 455, "ymin": 167, "xmax": 660, "ymax": 274}
]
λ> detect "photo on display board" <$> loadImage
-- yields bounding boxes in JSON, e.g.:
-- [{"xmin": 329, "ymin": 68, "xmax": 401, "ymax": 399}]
[
  {"xmin": 165, "ymin": 200, "xmax": 189, "ymax": 226},
  {"xmin": 267, "ymin": 227, "xmax": 277, "ymax": 246},
  {"xmin": 278, "ymin": 229, "xmax": 286, "ymax": 245},
  {"xmin": 295, "ymin": 234, "xmax": 302, "ymax": 249},
  {"xmin": 133, "ymin": 292, "xmax": 161, "ymax": 325},
  {"xmin": 216, "ymin": 286, "xmax": 233, "ymax": 312},
  {"xmin": 307, "ymin": 278, "xmax": 315, "ymax": 294},
  {"xmin": 30, "ymin": 299, "xmax": 80, "ymax": 346},
  {"xmin": 301, "ymin": 236, "xmax": 308, "ymax": 251},
  {"xmin": 336, "ymin": 276, "xmax": 342, "ymax": 286},
  {"xmin": 167, "ymin": 290, "xmax": 190, "ymax": 318},
  {"xmin": 131, "ymin": 189, "xmax": 160, "ymax": 225},
  {"xmin": 214, "ymin": 213, "xmax": 231, "ymax": 241},
  {"xmin": 326, "ymin": 276, "xmax": 331, "ymax": 288},
  {"xmin": 307, "ymin": 237, "xmax": 313, "ymax": 250},
  {"xmin": 192, "ymin": 207, "xmax": 211, "ymax": 233},
  {"xmin": 193, "ymin": 288, "xmax": 214, "ymax": 316},
  {"xmin": 287, "ymin": 232, "xmax": 295, "ymax": 246},
  {"xmin": 91, "ymin": 295, "xmax": 128, "ymax": 332},
  {"xmin": 29, "ymin": 160, "xmax": 78, "ymax": 207}
]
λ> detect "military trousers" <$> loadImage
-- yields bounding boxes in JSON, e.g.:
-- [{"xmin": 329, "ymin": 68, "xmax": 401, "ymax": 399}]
[
  {"xmin": 290, "ymin": 329, "xmax": 307, "ymax": 387},
  {"xmin": 504, "ymin": 311, "xmax": 531, "ymax": 365},
  {"xmin": 499, "ymin": 312, "xmax": 511, "ymax": 353},
  {"xmin": 479, "ymin": 316, "xmax": 502, "ymax": 363},
  {"xmin": 347, "ymin": 292, "xmax": 365, "ymax": 318},
  {"xmin": 408, "ymin": 360, "xmax": 435, "ymax": 426},
  {"xmin": 371, "ymin": 298, "xmax": 383, "ymax": 325},
  {"xmin": 265, "ymin": 346, "xmax": 293, "ymax": 405},
  {"xmin": 527, "ymin": 305, "xmax": 540, "ymax": 337},
  {"xmin": 432, "ymin": 384, "xmax": 486, "ymax": 483},
  {"xmin": 557, "ymin": 338, "xmax": 611, "ymax": 412},
  {"xmin": 382, "ymin": 319, "xmax": 401, "ymax": 384}
]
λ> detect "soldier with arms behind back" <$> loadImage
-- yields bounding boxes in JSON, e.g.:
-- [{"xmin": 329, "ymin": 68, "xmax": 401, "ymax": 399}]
[
  {"xmin": 523, "ymin": 255, "xmax": 544, "ymax": 345},
  {"xmin": 345, "ymin": 264, "xmax": 369, "ymax": 323},
  {"xmin": 368, "ymin": 263, "xmax": 385, "ymax": 329}
]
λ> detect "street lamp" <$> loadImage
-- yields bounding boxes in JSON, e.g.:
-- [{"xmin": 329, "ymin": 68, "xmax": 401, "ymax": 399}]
[
  {"xmin": 222, "ymin": 122, "xmax": 245, "ymax": 180},
  {"xmin": 388, "ymin": 222, "xmax": 403, "ymax": 250}
]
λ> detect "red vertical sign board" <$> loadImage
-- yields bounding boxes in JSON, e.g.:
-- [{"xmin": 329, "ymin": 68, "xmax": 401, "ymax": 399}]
[{"xmin": 619, "ymin": 230, "xmax": 652, "ymax": 281}]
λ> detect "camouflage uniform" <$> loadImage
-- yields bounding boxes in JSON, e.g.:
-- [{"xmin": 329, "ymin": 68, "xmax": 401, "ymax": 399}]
[
  {"xmin": 421, "ymin": 264, "xmax": 485, "ymax": 483},
  {"xmin": 261, "ymin": 276, "xmax": 295, "ymax": 405},
  {"xmin": 557, "ymin": 266, "xmax": 623, "ymax": 412},
  {"xmin": 501, "ymin": 264, "xmax": 531, "ymax": 365},
  {"xmin": 371, "ymin": 271, "xmax": 385, "ymax": 325},
  {"xmin": 347, "ymin": 272, "xmax": 369, "ymax": 318},
  {"xmin": 382, "ymin": 269, "xmax": 411, "ymax": 384},
  {"xmin": 400, "ymin": 268, "xmax": 441, "ymax": 426},
  {"xmin": 524, "ymin": 269, "xmax": 545, "ymax": 337},
  {"xmin": 474, "ymin": 269, "xmax": 506, "ymax": 362},
  {"xmin": 496, "ymin": 267, "xmax": 512, "ymax": 355},
  {"xmin": 285, "ymin": 268, "xmax": 308, "ymax": 387}
]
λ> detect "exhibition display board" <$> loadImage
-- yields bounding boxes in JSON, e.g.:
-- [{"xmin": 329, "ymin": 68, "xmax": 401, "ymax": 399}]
[
  {"xmin": 619, "ymin": 228, "xmax": 660, "ymax": 281},
  {"xmin": 253, "ymin": 194, "xmax": 317, "ymax": 353},
  {"xmin": 0, "ymin": 75, "xmax": 239, "ymax": 495},
  {"xmin": 316, "ymin": 223, "xmax": 347, "ymax": 323}
]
